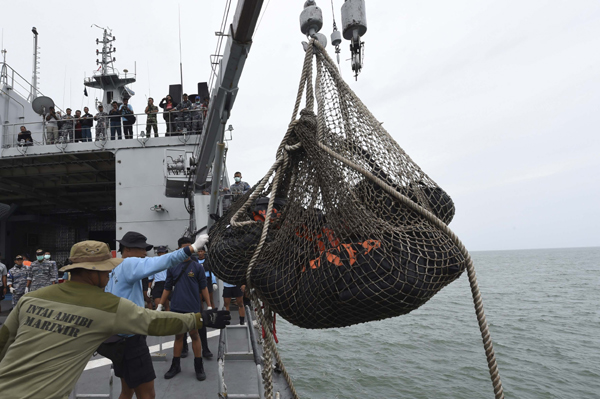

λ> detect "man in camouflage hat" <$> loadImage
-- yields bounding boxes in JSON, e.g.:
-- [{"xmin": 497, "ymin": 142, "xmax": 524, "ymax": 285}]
[
  {"xmin": 26, "ymin": 249, "xmax": 57, "ymax": 292},
  {"xmin": 0, "ymin": 240, "xmax": 230, "ymax": 399},
  {"xmin": 7, "ymin": 255, "xmax": 30, "ymax": 307}
]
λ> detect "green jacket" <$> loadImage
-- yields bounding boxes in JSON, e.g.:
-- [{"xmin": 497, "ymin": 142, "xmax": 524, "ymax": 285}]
[{"xmin": 0, "ymin": 281, "xmax": 203, "ymax": 399}]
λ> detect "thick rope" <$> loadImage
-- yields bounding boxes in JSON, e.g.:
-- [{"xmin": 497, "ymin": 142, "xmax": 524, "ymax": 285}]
[{"xmin": 311, "ymin": 39, "xmax": 504, "ymax": 399}]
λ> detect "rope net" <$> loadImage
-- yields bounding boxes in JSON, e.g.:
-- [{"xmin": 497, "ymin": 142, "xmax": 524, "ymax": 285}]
[{"xmin": 208, "ymin": 41, "xmax": 466, "ymax": 330}]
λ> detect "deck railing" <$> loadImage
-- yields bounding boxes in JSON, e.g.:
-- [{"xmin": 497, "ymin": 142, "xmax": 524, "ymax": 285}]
[{"xmin": 1, "ymin": 109, "xmax": 207, "ymax": 149}]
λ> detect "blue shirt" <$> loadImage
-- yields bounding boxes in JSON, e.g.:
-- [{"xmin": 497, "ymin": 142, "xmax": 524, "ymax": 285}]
[
  {"xmin": 223, "ymin": 282, "xmax": 236, "ymax": 288},
  {"xmin": 149, "ymin": 269, "xmax": 167, "ymax": 283},
  {"xmin": 105, "ymin": 247, "xmax": 191, "ymax": 307},
  {"xmin": 165, "ymin": 260, "xmax": 207, "ymax": 313},
  {"xmin": 119, "ymin": 104, "xmax": 133, "ymax": 122},
  {"xmin": 198, "ymin": 259, "xmax": 216, "ymax": 285}
]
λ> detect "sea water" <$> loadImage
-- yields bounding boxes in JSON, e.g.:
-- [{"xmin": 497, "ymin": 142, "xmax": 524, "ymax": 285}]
[{"xmin": 276, "ymin": 247, "xmax": 600, "ymax": 398}]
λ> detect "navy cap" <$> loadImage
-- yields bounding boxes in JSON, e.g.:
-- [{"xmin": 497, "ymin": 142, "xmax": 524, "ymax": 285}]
[{"xmin": 118, "ymin": 231, "xmax": 153, "ymax": 251}]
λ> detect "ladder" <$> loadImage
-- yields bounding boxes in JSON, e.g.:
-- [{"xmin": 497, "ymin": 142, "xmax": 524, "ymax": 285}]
[{"xmin": 218, "ymin": 306, "xmax": 265, "ymax": 399}]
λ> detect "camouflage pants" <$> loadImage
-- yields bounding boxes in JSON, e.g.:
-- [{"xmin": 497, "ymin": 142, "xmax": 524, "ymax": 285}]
[
  {"xmin": 175, "ymin": 114, "xmax": 192, "ymax": 133},
  {"xmin": 192, "ymin": 115, "xmax": 203, "ymax": 134},
  {"xmin": 12, "ymin": 292, "xmax": 24, "ymax": 307},
  {"xmin": 95, "ymin": 126, "xmax": 107, "ymax": 141}
]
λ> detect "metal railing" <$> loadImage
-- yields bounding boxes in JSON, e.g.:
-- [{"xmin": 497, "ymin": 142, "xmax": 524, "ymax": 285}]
[
  {"xmin": 1, "ymin": 109, "xmax": 207, "ymax": 149},
  {"xmin": 1, "ymin": 61, "xmax": 62, "ymax": 113}
]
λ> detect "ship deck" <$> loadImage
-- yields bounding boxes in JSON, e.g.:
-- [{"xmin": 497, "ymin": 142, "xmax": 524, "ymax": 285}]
[{"xmin": 0, "ymin": 296, "xmax": 292, "ymax": 399}]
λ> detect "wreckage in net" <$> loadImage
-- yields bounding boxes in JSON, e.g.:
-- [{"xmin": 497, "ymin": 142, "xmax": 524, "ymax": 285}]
[{"xmin": 207, "ymin": 39, "xmax": 466, "ymax": 329}]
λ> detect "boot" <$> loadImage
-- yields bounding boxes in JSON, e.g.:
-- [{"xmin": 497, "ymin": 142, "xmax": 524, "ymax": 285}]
[
  {"xmin": 194, "ymin": 357, "xmax": 206, "ymax": 381},
  {"xmin": 240, "ymin": 316, "xmax": 245, "ymax": 325},
  {"xmin": 164, "ymin": 357, "xmax": 181, "ymax": 379},
  {"xmin": 202, "ymin": 346, "xmax": 213, "ymax": 359},
  {"xmin": 199, "ymin": 327, "xmax": 212, "ymax": 359}
]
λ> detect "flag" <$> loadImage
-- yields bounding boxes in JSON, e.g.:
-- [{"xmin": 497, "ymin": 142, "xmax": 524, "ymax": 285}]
[{"xmin": 84, "ymin": 87, "xmax": 88, "ymax": 97}]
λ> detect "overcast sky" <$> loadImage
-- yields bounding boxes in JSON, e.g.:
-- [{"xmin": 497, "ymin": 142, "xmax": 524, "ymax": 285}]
[{"xmin": 2, "ymin": 0, "xmax": 599, "ymax": 251}]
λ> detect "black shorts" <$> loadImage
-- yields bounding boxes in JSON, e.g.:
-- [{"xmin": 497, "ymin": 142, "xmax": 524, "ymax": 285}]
[
  {"xmin": 223, "ymin": 286, "xmax": 243, "ymax": 298},
  {"xmin": 113, "ymin": 335, "xmax": 155, "ymax": 389},
  {"xmin": 151, "ymin": 281, "xmax": 165, "ymax": 299}
]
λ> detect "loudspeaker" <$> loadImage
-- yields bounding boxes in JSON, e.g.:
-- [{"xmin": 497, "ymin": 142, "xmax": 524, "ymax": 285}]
[
  {"xmin": 169, "ymin": 84, "xmax": 183, "ymax": 103},
  {"xmin": 197, "ymin": 82, "xmax": 209, "ymax": 101}
]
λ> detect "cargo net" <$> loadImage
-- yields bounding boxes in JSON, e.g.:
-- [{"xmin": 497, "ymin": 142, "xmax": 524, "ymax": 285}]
[
  {"xmin": 209, "ymin": 39, "xmax": 504, "ymax": 399},
  {"xmin": 208, "ymin": 41, "xmax": 466, "ymax": 330}
]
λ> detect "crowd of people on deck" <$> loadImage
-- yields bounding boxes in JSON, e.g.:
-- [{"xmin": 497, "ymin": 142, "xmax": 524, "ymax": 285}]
[
  {"xmin": 0, "ymin": 172, "xmax": 252, "ymax": 397},
  {"xmin": 14, "ymin": 94, "xmax": 210, "ymax": 146}
]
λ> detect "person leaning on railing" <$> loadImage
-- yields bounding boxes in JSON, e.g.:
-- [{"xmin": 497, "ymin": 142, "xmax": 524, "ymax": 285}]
[
  {"xmin": 17, "ymin": 126, "xmax": 33, "ymax": 146},
  {"xmin": 145, "ymin": 98, "xmax": 159, "ymax": 138}
]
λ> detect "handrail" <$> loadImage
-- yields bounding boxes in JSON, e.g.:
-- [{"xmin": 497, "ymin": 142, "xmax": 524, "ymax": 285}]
[
  {"xmin": 1, "ymin": 109, "xmax": 206, "ymax": 148},
  {"xmin": 1, "ymin": 61, "xmax": 64, "ymax": 113}
]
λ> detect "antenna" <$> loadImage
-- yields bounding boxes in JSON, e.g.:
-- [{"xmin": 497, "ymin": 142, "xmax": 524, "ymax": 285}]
[
  {"xmin": 28, "ymin": 27, "xmax": 40, "ymax": 101},
  {"xmin": 178, "ymin": 4, "xmax": 184, "ymax": 100}
]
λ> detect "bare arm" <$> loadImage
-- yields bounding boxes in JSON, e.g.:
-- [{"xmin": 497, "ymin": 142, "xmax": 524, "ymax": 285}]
[
  {"xmin": 201, "ymin": 287, "xmax": 211, "ymax": 308},
  {"xmin": 158, "ymin": 289, "xmax": 171, "ymax": 307}
]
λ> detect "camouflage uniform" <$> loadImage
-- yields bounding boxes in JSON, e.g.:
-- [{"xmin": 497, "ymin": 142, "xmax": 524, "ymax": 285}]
[
  {"xmin": 94, "ymin": 111, "xmax": 109, "ymax": 140},
  {"xmin": 7, "ymin": 264, "xmax": 30, "ymax": 306},
  {"xmin": 60, "ymin": 114, "xmax": 75, "ymax": 142},
  {"xmin": 175, "ymin": 100, "xmax": 193, "ymax": 133},
  {"xmin": 191, "ymin": 102, "xmax": 204, "ymax": 134},
  {"xmin": 49, "ymin": 260, "xmax": 58, "ymax": 283},
  {"xmin": 27, "ymin": 259, "xmax": 56, "ymax": 292}
]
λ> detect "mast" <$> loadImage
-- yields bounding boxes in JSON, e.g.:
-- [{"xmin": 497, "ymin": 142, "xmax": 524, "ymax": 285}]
[
  {"xmin": 85, "ymin": 26, "xmax": 136, "ymax": 108},
  {"xmin": 28, "ymin": 27, "xmax": 39, "ymax": 101}
]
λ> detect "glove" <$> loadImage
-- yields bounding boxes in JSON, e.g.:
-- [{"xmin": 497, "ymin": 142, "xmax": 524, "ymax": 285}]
[
  {"xmin": 147, "ymin": 287, "xmax": 152, "ymax": 297},
  {"xmin": 212, "ymin": 283, "xmax": 218, "ymax": 292},
  {"xmin": 9, "ymin": 287, "xmax": 15, "ymax": 294},
  {"xmin": 25, "ymin": 287, "xmax": 30, "ymax": 294},
  {"xmin": 191, "ymin": 234, "xmax": 209, "ymax": 253},
  {"xmin": 156, "ymin": 304, "xmax": 164, "ymax": 312},
  {"xmin": 207, "ymin": 306, "xmax": 213, "ymax": 310},
  {"xmin": 201, "ymin": 309, "xmax": 231, "ymax": 329}
]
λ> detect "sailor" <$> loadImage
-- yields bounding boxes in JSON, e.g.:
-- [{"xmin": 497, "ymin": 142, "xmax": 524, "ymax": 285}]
[
  {"xmin": 7, "ymin": 255, "xmax": 30, "ymax": 307},
  {"xmin": 44, "ymin": 251, "xmax": 59, "ymax": 284},
  {"xmin": 144, "ymin": 97, "xmax": 159, "ymax": 138},
  {"xmin": 148, "ymin": 245, "xmax": 169, "ymax": 310},
  {"xmin": 224, "ymin": 171, "xmax": 252, "ymax": 200},
  {"xmin": 158, "ymin": 237, "xmax": 213, "ymax": 381},
  {"xmin": 27, "ymin": 249, "xmax": 56, "ymax": 292},
  {"xmin": 94, "ymin": 104, "xmax": 109, "ymax": 141},
  {"xmin": 0, "ymin": 240, "xmax": 230, "ymax": 399},
  {"xmin": 105, "ymin": 231, "xmax": 210, "ymax": 399},
  {"xmin": 60, "ymin": 108, "xmax": 75, "ymax": 142},
  {"xmin": 175, "ymin": 93, "xmax": 193, "ymax": 134},
  {"xmin": 190, "ymin": 96, "xmax": 204, "ymax": 134}
]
